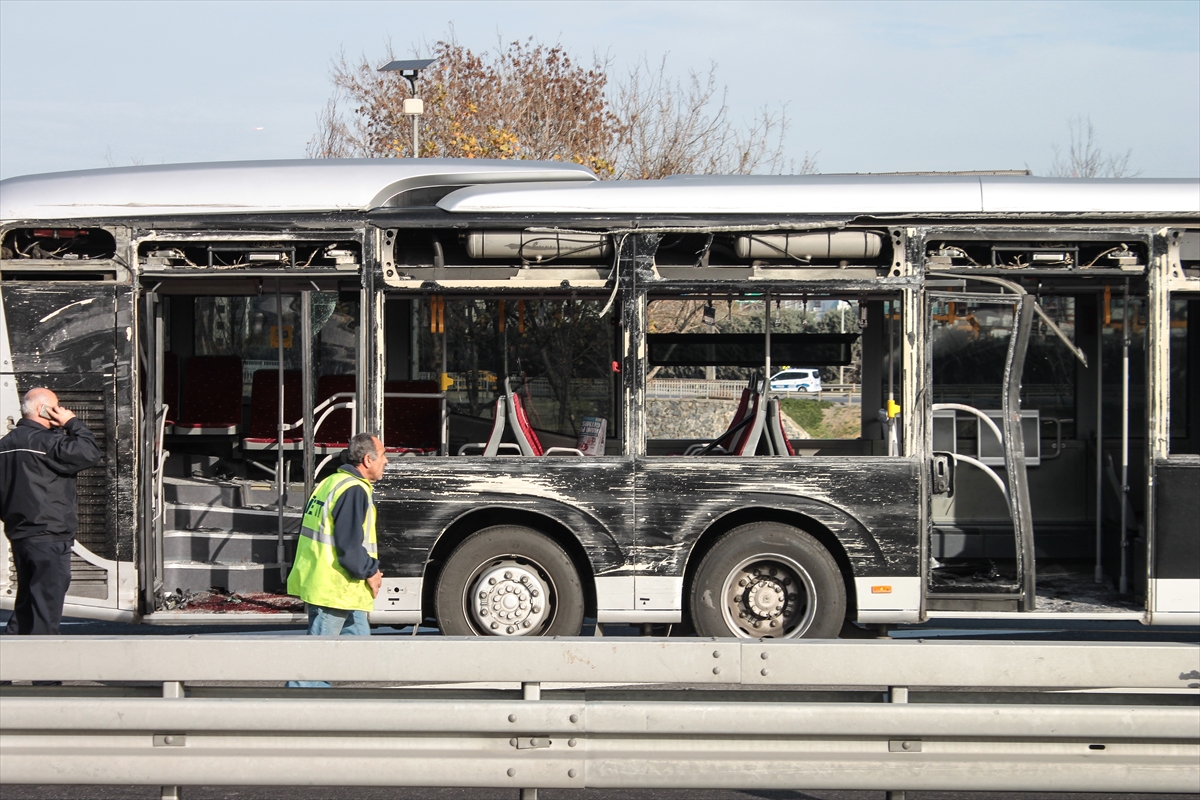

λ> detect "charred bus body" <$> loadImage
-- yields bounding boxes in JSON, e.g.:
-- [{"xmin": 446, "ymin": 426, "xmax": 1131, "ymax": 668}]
[{"xmin": 1, "ymin": 161, "xmax": 1197, "ymax": 635}]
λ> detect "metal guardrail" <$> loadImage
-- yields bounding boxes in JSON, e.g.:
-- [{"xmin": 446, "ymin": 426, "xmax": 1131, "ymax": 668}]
[{"xmin": 2, "ymin": 638, "xmax": 1198, "ymax": 795}]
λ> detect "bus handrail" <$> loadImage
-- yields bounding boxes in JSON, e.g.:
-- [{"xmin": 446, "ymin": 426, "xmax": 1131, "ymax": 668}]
[{"xmin": 931, "ymin": 403, "xmax": 1013, "ymax": 512}]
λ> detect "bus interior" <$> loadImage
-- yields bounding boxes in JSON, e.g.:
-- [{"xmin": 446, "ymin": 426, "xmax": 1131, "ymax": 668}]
[{"xmin": 127, "ymin": 225, "xmax": 1199, "ymax": 624}]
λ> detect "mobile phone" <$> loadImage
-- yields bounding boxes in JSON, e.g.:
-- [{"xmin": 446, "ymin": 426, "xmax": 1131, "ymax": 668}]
[{"xmin": 39, "ymin": 404, "xmax": 52, "ymax": 420}]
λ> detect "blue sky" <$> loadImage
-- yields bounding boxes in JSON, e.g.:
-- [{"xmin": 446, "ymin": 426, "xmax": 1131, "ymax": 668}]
[{"xmin": 1, "ymin": 0, "xmax": 1196, "ymax": 179}]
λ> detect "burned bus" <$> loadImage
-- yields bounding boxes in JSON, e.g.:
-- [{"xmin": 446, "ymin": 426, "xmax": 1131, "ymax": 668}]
[{"xmin": 1, "ymin": 160, "xmax": 1197, "ymax": 636}]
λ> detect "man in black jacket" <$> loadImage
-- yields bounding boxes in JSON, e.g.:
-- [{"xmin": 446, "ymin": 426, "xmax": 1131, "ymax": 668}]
[{"xmin": 0, "ymin": 387, "xmax": 101, "ymax": 634}]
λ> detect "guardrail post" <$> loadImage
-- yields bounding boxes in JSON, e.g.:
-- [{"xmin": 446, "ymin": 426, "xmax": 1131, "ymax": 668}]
[
  {"xmin": 161, "ymin": 682, "xmax": 184, "ymax": 799},
  {"xmin": 520, "ymin": 682, "xmax": 541, "ymax": 798},
  {"xmin": 887, "ymin": 686, "xmax": 908, "ymax": 800}
]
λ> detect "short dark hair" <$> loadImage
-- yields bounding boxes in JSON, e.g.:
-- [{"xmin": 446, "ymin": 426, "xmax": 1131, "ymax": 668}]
[{"xmin": 346, "ymin": 432, "xmax": 380, "ymax": 465}]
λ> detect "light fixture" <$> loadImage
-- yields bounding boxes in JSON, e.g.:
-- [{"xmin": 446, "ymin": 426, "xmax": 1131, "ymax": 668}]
[{"xmin": 379, "ymin": 58, "xmax": 437, "ymax": 158}]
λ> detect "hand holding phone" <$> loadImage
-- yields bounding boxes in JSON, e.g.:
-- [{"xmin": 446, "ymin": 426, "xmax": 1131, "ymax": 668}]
[{"xmin": 44, "ymin": 405, "xmax": 75, "ymax": 427}]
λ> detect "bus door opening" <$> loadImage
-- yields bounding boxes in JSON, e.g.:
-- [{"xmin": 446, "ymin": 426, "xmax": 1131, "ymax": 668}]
[
  {"xmin": 926, "ymin": 269, "xmax": 1147, "ymax": 615},
  {"xmin": 140, "ymin": 268, "xmax": 360, "ymax": 612}
]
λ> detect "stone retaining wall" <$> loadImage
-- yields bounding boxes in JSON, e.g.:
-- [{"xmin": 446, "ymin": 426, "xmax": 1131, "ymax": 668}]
[{"xmin": 645, "ymin": 398, "xmax": 810, "ymax": 440}]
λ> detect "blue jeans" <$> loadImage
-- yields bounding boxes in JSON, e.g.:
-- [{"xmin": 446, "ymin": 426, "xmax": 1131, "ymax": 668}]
[{"xmin": 285, "ymin": 604, "xmax": 370, "ymax": 688}]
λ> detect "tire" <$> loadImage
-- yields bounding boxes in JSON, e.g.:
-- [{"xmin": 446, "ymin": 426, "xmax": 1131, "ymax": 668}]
[
  {"xmin": 689, "ymin": 522, "xmax": 846, "ymax": 639},
  {"xmin": 435, "ymin": 525, "xmax": 584, "ymax": 637}
]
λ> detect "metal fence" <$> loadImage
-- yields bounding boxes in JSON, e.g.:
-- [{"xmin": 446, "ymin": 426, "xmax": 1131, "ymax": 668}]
[
  {"xmin": 647, "ymin": 379, "xmax": 861, "ymax": 400},
  {"xmin": 2, "ymin": 638, "xmax": 1197, "ymax": 796}
]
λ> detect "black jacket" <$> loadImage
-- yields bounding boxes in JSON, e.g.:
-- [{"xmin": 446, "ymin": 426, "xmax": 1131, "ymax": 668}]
[{"xmin": 0, "ymin": 417, "xmax": 101, "ymax": 542}]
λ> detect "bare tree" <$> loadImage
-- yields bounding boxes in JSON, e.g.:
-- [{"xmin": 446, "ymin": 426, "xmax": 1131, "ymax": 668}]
[
  {"xmin": 307, "ymin": 37, "xmax": 815, "ymax": 179},
  {"xmin": 612, "ymin": 56, "xmax": 816, "ymax": 179},
  {"xmin": 1048, "ymin": 115, "xmax": 1137, "ymax": 178},
  {"xmin": 306, "ymin": 96, "xmax": 355, "ymax": 159}
]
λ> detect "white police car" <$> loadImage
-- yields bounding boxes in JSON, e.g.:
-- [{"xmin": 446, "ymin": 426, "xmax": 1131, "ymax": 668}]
[{"xmin": 770, "ymin": 368, "xmax": 822, "ymax": 393}]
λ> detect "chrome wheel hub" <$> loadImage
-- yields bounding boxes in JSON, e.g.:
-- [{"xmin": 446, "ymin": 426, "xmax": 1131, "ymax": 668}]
[
  {"xmin": 746, "ymin": 576, "xmax": 787, "ymax": 619},
  {"xmin": 469, "ymin": 563, "xmax": 549, "ymax": 636},
  {"xmin": 722, "ymin": 556, "xmax": 816, "ymax": 638}
]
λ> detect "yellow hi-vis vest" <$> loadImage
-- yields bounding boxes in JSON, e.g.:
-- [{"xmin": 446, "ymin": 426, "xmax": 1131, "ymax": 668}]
[{"xmin": 286, "ymin": 470, "xmax": 378, "ymax": 611}]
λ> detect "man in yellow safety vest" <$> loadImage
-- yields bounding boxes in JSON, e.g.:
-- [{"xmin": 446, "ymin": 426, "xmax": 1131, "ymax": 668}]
[{"xmin": 287, "ymin": 432, "xmax": 387, "ymax": 670}]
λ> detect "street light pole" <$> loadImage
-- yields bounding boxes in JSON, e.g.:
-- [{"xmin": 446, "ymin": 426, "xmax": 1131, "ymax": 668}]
[
  {"xmin": 405, "ymin": 98, "xmax": 424, "ymax": 157},
  {"xmin": 379, "ymin": 59, "xmax": 436, "ymax": 158}
]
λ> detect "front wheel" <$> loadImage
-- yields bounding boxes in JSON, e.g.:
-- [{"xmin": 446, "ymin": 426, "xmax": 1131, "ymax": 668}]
[
  {"xmin": 435, "ymin": 526, "xmax": 584, "ymax": 637},
  {"xmin": 690, "ymin": 522, "xmax": 846, "ymax": 638}
]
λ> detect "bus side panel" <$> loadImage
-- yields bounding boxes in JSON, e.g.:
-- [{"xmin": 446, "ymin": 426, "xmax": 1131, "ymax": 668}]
[
  {"xmin": 637, "ymin": 457, "xmax": 922, "ymax": 615},
  {"xmin": 1152, "ymin": 460, "xmax": 1200, "ymax": 618},
  {"xmin": 0, "ymin": 282, "xmax": 137, "ymax": 615},
  {"xmin": 372, "ymin": 458, "xmax": 635, "ymax": 603}
]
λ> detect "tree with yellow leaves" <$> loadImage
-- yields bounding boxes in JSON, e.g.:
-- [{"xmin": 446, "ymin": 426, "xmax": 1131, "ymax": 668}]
[
  {"xmin": 310, "ymin": 37, "xmax": 622, "ymax": 175},
  {"xmin": 308, "ymin": 34, "xmax": 815, "ymax": 179}
]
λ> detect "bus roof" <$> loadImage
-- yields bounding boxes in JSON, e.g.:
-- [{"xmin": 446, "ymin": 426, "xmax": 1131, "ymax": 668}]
[
  {"xmin": 438, "ymin": 174, "xmax": 1200, "ymax": 216},
  {"xmin": 0, "ymin": 159, "xmax": 597, "ymax": 222}
]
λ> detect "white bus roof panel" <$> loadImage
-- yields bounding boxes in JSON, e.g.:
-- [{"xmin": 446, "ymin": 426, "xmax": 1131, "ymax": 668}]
[
  {"xmin": 438, "ymin": 174, "xmax": 1200, "ymax": 216},
  {"xmin": 979, "ymin": 176, "xmax": 1200, "ymax": 213},
  {"xmin": 0, "ymin": 159, "xmax": 596, "ymax": 222}
]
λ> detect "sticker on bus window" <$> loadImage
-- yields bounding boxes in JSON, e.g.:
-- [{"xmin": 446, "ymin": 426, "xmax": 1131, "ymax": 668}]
[{"xmin": 269, "ymin": 325, "xmax": 293, "ymax": 349}]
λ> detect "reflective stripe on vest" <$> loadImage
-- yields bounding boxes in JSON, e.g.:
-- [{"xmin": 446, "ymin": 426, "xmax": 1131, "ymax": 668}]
[{"xmin": 286, "ymin": 471, "xmax": 377, "ymax": 611}]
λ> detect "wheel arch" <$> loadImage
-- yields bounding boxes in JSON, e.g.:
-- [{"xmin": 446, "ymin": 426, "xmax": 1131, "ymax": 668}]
[
  {"xmin": 421, "ymin": 505, "xmax": 615, "ymax": 620},
  {"xmin": 681, "ymin": 501, "xmax": 880, "ymax": 624}
]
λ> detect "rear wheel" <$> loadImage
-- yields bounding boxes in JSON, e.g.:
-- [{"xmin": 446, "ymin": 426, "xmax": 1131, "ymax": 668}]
[
  {"xmin": 435, "ymin": 526, "xmax": 585, "ymax": 636},
  {"xmin": 690, "ymin": 522, "xmax": 845, "ymax": 638}
]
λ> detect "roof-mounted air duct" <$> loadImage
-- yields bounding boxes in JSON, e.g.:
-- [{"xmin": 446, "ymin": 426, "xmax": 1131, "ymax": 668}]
[
  {"xmin": 465, "ymin": 230, "xmax": 611, "ymax": 261},
  {"xmin": 734, "ymin": 231, "xmax": 884, "ymax": 260}
]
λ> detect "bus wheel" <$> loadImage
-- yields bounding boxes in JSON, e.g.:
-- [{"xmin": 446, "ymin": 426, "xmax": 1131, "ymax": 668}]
[
  {"xmin": 690, "ymin": 522, "xmax": 846, "ymax": 639},
  {"xmin": 435, "ymin": 526, "xmax": 584, "ymax": 637}
]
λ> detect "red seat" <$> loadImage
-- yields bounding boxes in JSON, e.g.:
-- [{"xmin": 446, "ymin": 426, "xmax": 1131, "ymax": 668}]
[
  {"xmin": 766, "ymin": 397, "xmax": 796, "ymax": 456},
  {"xmin": 383, "ymin": 380, "xmax": 440, "ymax": 454},
  {"xmin": 683, "ymin": 387, "xmax": 751, "ymax": 456},
  {"xmin": 174, "ymin": 356, "xmax": 243, "ymax": 436},
  {"xmin": 728, "ymin": 390, "xmax": 764, "ymax": 456},
  {"xmin": 243, "ymin": 369, "xmax": 304, "ymax": 450},
  {"xmin": 683, "ymin": 379, "xmax": 768, "ymax": 456},
  {"xmin": 456, "ymin": 397, "xmax": 521, "ymax": 456},
  {"xmin": 505, "ymin": 379, "xmax": 583, "ymax": 457},
  {"xmin": 509, "ymin": 389, "xmax": 546, "ymax": 456},
  {"xmin": 313, "ymin": 374, "xmax": 356, "ymax": 452}
]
